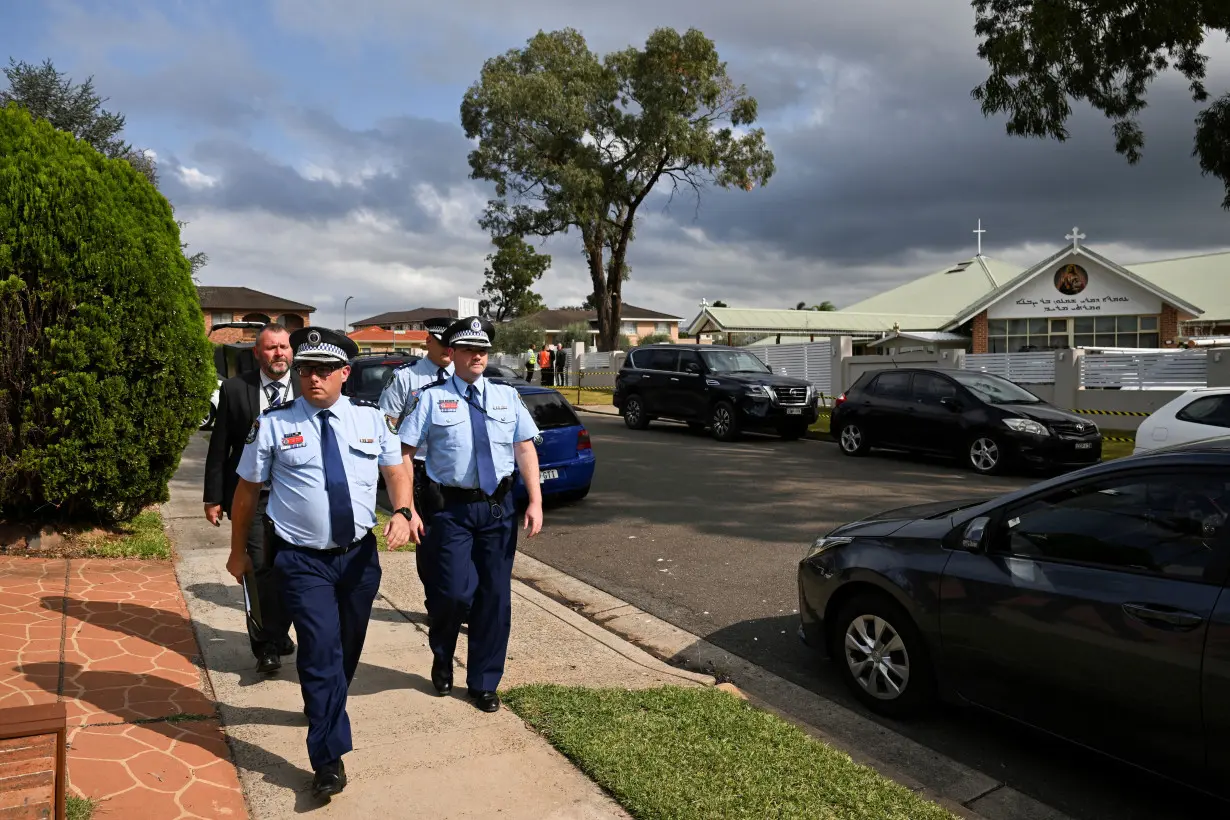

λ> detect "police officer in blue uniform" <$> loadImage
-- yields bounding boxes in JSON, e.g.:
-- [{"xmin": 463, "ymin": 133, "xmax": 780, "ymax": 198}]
[
  {"xmin": 398, "ymin": 316, "xmax": 543, "ymax": 713},
  {"xmin": 379, "ymin": 316, "xmax": 456, "ymax": 607},
  {"xmin": 226, "ymin": 327, "xmax": 418, "ymax": 799}
]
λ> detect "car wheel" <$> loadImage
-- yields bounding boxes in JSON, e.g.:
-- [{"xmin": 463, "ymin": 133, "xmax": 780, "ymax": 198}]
[
  {"xmin": 200, "ymin": 404, "xmax": 216, "ymax": 431},
  {"xmin": 710, "ymin": 401, "xmax": 740, "ymax": 442},
  {"xmin": 967, "ymin": 434, "xmax": 1005, "ymax": 475},
  {"xmin": 837, "ymin": 423, "xmax": 869, "ymax": 456},
  {"xmin": 623, "ymin": 395, "xmax": 650, "ymax": 430},
  {"xmin": 832, "ymin": 593, "xmax": 935, "ymax": 718}
]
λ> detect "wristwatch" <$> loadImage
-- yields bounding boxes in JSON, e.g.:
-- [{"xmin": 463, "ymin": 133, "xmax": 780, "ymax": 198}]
[{"xmin": 394, "ymin": 507, "xmax": 415, "ymax": 521}]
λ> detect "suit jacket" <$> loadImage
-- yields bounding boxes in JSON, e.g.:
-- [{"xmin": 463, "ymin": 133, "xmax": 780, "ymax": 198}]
[{"xmin": 203, "ymin": 370, "xmax": 300, "ymax": 514}]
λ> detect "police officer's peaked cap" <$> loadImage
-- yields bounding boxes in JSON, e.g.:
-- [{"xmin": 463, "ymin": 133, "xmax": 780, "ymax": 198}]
[
  {"xmin": 289, "ymin": 327, "xmax": 359, "ymax": 364},
  {"xmin": 443, "ymin": 316, "xmax": 495, "ymax": 349},
  {"xmin": 422, "ymin": 316, "xmax": 453, "ymax": 342}
]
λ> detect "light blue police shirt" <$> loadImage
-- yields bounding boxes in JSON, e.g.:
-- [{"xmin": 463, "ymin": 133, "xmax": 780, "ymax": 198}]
[
  {"xmin": 399, "ymin": 374, "xmax": 539, "ymax": 489},
  {"xmin": 379, "ymin": 357, "xmax": 453, "ymax": 423},
  {"xmin": 237, "ymin": 395, "xmax": 403, "ymax": 548}
]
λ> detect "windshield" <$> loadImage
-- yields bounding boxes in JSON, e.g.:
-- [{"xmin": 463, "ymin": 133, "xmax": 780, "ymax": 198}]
[
  {"xmin": 699, "ymin": 349, "xmax": 771, "ymax": 374},
  {"xmin": 950, "ymin": 370, "xmax": 1042, "ymax": 404}
]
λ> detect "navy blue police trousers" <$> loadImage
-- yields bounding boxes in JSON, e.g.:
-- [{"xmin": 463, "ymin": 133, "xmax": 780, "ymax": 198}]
[
  {"xmin": 273, "ymin": 531, "xmax": 380, "ymax": 770},
  {"xmin": 422, "ymin": 493, "xmax": 516, "ymax": 692}
]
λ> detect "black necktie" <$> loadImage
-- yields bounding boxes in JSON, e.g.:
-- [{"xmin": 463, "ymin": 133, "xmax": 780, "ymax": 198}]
[
  {"xmin": 265, "ymin": 382, "xmax": 284, "ymax": 408},
  {"xmin": 436, "ymin": 367, "xmax": 446, "ymax": 383},
  {"xmin": 317, "ymin": 409, "xmax": 354, "ymax": 545}
]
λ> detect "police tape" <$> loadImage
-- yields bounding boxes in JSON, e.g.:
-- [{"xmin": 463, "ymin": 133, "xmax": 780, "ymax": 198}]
[{"xmin": 1067, "ymin": 408, "xmax": 1151, "ymax": 417}]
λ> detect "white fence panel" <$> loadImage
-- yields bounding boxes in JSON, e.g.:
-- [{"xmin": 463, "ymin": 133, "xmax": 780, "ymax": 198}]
[
  {"xmin": 964, "ymin": 352, "xmax": 1056, "ymax": 384},
  {"xmin": 750, "ymin": 341, "xmax": 833, "ymax": 396},
  {"xmin": 1080, "ymin": 350, "xmax": 1207, "ymax": 389},
  {"xmin": 581, "ymin": 351, "xmax": 613, "ymax": 371}
]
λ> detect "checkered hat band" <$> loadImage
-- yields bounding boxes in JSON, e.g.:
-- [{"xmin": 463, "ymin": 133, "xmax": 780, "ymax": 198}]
[
  {"xmin": 449, "ymin": 329, "xmax": 490, "ymax": 345},
  {"xmin": 296, "ymin": 342, "xmax": 347, "ymax": 360}
]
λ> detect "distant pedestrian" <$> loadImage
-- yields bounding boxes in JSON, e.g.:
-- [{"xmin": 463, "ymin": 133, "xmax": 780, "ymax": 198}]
[
  {"xmin": 228, "ymin": 327, "xmax": 416, "ymax": 799},
  {"xmin": 524, "ymin": 347, "xmax": 535, "ymax": 383},
  {"xmin": 539, "ymin": 344, "xmax": 553, "ymax": 386},
  {"xmin": 399, "ymin": 316, "xmax": 543, "ymax": 713},
  {"xmin": 553, "ymin": 343, "xmax": 566, "ymax": 387}
]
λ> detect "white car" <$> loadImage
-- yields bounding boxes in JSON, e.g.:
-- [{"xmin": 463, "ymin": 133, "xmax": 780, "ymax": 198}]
[{"xmin": 1133, "ymin": 387, "xmax": 1230, "ymax": 454}]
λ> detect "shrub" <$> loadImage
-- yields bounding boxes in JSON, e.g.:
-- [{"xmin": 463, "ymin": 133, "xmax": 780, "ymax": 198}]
[
  {"xmin": 0, "ymin": 104, "xmax": 215, "ymax": 523},
  {"xmin": 492, "ymin": 316, "xmax": 545, "ymax": 354},
  {"xmin": 635, "ymin": 333, "xmax": 672, "ymax": 346},
  {"xmin": 557, "ymin": 321, "xmax": 592, "ymax": 349}
]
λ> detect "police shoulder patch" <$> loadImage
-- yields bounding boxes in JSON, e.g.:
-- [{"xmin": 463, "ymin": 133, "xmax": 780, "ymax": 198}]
[
  {"xmin": 245, "ymin": 419, "xmax": 259, "ymax": 444},
  {"xmin": 385, "ymin": 415, "xmax": 399, "ymax": 434}
]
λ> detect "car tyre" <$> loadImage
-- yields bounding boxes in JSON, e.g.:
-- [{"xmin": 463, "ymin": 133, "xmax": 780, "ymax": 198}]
[
  {"xmin": 623, "ymin": 395, "xmax": 650, "ymax": 430},
  {"xmin": 710, "ymin": 401, "xmax": 741, "ymax": 442},
  {"xmin": 832, "ymin": 592, "xmax": 935, "ymax": 719},
  {"xmin": 967, "ymin": 433, "xmax": 1005, "ymax": 475},
  {"xmin": 837, "ymin": 423, "xmax": 869, "ymax": 456}
]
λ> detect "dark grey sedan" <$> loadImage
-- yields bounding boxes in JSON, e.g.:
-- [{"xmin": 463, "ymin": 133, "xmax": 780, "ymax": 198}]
[{"xmin": 798, "ymin": 436, "xmax": 1230, "ymax": 796}]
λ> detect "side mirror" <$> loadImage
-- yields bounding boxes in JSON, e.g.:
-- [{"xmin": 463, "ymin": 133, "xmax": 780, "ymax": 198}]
[{"xmin": 957, "ymin": 517, "xmax": 991, "ymax": 552}]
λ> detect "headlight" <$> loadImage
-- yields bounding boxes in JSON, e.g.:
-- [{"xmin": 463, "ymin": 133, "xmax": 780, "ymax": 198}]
[
  {"xmin": 745, "ymin": 385, "xmax": 775, "ymax": 399},
  {"xmin": 805, "ymin": 535, "xmax": 853, "ymax": 559},
  {"xmin": 1003, "ymin": 418, "xmax": 1049, "ymax": 437}
]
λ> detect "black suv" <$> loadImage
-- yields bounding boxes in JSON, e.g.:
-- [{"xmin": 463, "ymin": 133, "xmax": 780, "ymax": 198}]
[
  {"xmin": 613, "ymin": 344, "xmax": 820, "ymax": 440},
  {"xmin": 342, "ymin": 354, "xmax": 419, "ymax": 404},
  {"xmin": 830, "ymin": 367, "xmax": 1102, "ymax": 474}
]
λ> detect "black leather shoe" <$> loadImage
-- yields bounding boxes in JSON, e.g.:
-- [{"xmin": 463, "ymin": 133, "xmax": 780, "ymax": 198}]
[
  {"xmin": 431, "ymin": 658, "xmax": 452, "ymax": 695},
  {"xmin": 278, "ymin": 639, "xmax": 296, "ymax": 656},
  {"xmin": 312, "ymin": 759, "xmax": 346, "ymax": 798},
  {"xmin": 467, "ymin": 689, "xmax": 500, "ymax": 713},
  {"xmin": 255, "ymin": 653, "xmax": 281, "ymax": 675}
]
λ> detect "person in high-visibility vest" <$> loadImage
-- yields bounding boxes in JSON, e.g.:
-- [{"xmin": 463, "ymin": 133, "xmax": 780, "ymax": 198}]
[{"xmin": 524, "ymin": 348, "xmax": 535, "ymax": 382}]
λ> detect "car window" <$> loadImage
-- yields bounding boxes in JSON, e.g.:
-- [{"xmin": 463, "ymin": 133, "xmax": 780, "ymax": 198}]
[
  {"xmin": 869, "ymin": 371, "xmax": 911, "ymax": 398},
  {"xmin": 642, "ymin": 349, "xmax": 679, "ymax": 371},
  {"xmin": 354, "ymin": 363, "xmax": 399, "ymax": 396},
  {"xmin": 1176, "ymin": 396, "xmax": 1230, "ymax": 428},
  {"xmin": 677, "ymin": 350, "xmax": 703, "ymax": 374},
  {"xmin": 949, "ymin": 370, "xmax": 1041, "ymax": 404},
  {"xmin": 698, "ymin": 349, "xmax": 771, "ymax": 374},
  {"xmin": 519, "ymin": 391, "xmax": 581, "ymax": 430},
  {"xmin": 999, "ymin": 472, "xmax": 1230, "ymax": 582},
  {"xmin": 911, "ymin": 373, "xmax": 957, "ymax": 403}
]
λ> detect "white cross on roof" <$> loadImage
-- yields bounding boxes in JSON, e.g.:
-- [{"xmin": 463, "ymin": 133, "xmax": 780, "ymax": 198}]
[{"xmin": 1066, "ymin": 226, "xmax": 1086, "ymax": 249}]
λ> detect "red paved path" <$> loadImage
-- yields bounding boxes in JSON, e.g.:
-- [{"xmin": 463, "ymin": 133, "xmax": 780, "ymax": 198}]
[{"xmin": 0, "ymin": 557, "xmax": 248, "ymax": 819}]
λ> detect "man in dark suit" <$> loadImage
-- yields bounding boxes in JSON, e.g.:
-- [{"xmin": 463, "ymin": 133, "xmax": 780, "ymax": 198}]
[{"xmin": 204, "ymin": 323, "xmax": 298, "ymax": 674}]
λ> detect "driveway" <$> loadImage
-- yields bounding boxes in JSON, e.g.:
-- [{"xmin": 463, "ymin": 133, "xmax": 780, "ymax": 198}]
[{"xmin": 521, "ymin": 413, "xmax": 1222, "ymax": 820}]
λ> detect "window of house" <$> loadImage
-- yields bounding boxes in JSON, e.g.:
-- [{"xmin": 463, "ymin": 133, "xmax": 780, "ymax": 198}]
[
  {"xmin": 997, "ymin": 472, "xmax": 1230, "ymax": 582},
  {"xmin": 1071, "ymin": 315, "xmax": 1159, "ymax": 349},
  {"xmin": 620, "ymin": 322, "xmax": 636, "ymax": 335},
  {"xmin": 211, "ymin": 312, "xmax": 232, "ymax": 325},
  {"xmin": 655, "ymin": 322, "xmax": 670, "ymax": 334},
  {"xmin": 986, "ymin": 318, "xmax": 1072, "ymax": 353}
]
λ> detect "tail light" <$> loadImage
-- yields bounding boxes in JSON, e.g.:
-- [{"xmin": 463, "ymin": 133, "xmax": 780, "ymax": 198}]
[
  {"xmin": 834, "ymin": 393, "xmax": 847, "ymax": 407},
  {"xmin": 577, "ymin": 429, "xmax": 591, "ymax": 450}
]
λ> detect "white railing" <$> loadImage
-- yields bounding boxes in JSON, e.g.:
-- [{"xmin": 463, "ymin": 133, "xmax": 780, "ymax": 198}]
[
  {"xmin": 580, "ymin": 351, "xmax": 613, "ymax": 371},
  {"xmin": 750, "ymin": 341, "xmax": 833, "ymax": 397},
  {"xmin": 964, "ymin": 352, "xmax": 1056, "ymax": 384},
  {"xmin": 1080, "ymin": 350, "xmax": 1208, "ymax": 389}
]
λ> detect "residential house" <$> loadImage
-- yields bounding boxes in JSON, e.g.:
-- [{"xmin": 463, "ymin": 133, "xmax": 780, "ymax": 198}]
[
  {"xmin": 198, "ymin": 286, "xmax": 315, "ymax": 343},
  {"xmin": 526, "ymin": 304, "xmax": 683, "ymax": 346},
  {"xmin": 347, "ymin": 327, "xmax": 428, "ymax": 354},
  {"xmin": 350, "ymin": 307, "xmax": 458, "ymax": 332}
]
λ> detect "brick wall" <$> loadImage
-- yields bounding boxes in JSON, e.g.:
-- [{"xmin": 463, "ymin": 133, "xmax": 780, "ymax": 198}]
[
  {"xmin": 1160, "ymin": 304, "xmax": 1180, "ymax": 345},
  {"xmin": 204, "ymin": 311, "xmax": 311, "ymax": 344},
  {"xmin": 972, "ymin": 311, "xmax": 989, "ymax": 353}
]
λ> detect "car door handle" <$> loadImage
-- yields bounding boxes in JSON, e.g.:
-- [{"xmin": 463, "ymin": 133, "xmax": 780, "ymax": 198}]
[
  {"xmin": 1122, "ymin": 602, "xmax": 1205, "ymax": 630},
  {"xmin": 670, "ymin": 377, "xmax": 679, "ymax": 381},
  {"xmin": 641, "ymin": 375, "xmax": 650, "ymax": 380}
]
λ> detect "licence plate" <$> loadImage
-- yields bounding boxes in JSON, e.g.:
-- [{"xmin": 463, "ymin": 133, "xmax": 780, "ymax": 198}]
[
  {"xmin": 540, "ymin": 469, "xmax": 559, "ymax": 482},
  {"xmin": 1075, "ymin": 442, "xmax": 1092, "ymax": 450},
  {"xmin": 786, "ymin": 408, "xmax": 802, "ymax": 415}
]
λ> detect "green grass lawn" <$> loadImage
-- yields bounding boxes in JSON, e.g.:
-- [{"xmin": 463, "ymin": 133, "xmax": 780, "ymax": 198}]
[
  {"xmin": 504, "ymin": 684, "xmax": 957, "ymax": 820},
  {"xmin": 75, "ymin": 509, "xmax": 172, "ymax": 559},
  {"xmin": 564, "ymin": 387, "xmax": 615, "ymax": 406},
  {"xmin": 374, "ymin": 508, "xmax": 415, "ymax": 552}
]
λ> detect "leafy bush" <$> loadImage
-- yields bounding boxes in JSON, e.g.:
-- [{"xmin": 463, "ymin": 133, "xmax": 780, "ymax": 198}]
[
  {"xmin": 0, "ymin": 104, "xmax": 215, "ymax": 523},
  {"xmin": 635, "ymin": 333, "xmax": 672, "ymax": 346},
  {"xmin": 492, "ymin": 316, "xmax": 546, "ymax": 354},
  {"xmin": 557, "ymin": 321, "xmax": 592, "ymax": 349}
]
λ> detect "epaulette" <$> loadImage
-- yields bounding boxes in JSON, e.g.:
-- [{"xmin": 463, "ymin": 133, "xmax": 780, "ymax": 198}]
[
  {"xmin": 422, "ymin": 380, "xmax": 450, "ymax": 392},
  {"xmin": 352, "ymin": 398, "xmax": 381, "ymax": 409},
  {"xmin": 393, "ymin": 361, "xmax": 415, "ymax": 371},
  {"xmin": 261, "ymin": 403, "xmax": 297, "ymax": 415}
]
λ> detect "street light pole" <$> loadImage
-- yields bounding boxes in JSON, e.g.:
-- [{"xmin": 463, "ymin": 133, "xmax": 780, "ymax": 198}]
[{"xmin": 343, "ymin": 296, "xmax": 354, "ymax": 332}]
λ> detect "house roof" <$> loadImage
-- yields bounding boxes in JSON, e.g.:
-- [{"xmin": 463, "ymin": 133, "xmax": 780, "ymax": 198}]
[
  {"xmin": 685, "ymin": 307, "xmax": 953, "ymax": 336},
  {"xmin": 352, "ymin": 307, "xmax": 458, "ymax": 327},
  {"xmin": 196, "ymin": 286, "xmax": 315, "ymax": 312},
  {"xmin": 840, "ymin": 256, "xmax": 1021, "ymax": 319},
  {"xmin": 1128, "ymin": 250, "xmax": 1230, "ymax": 322},
  {"xmin": 945, "ymin": 244, "xmax": 1203, "ymax": 328},
  {"xmin": 347, "ymin": 328, "xmax": 428, "ymax": 344},
  {"xmin": 526, "ymin": 303, "xmax": 681, "ymax": 330},
  {"xmin": 864, "ymin": 331, "xmax": 970, "ymax": 347}
]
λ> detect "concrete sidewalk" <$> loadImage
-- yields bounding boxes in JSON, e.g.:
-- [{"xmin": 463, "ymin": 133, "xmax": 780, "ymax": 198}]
[{"xmin": 166, "ymin": 433, "xmax": 712, "ymax": 818}]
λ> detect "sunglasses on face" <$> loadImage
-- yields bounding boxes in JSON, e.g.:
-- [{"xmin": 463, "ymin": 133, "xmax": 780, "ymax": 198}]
[{"xmin": 294, "ymin": 363, "xmax": 344, "ymax": 378}]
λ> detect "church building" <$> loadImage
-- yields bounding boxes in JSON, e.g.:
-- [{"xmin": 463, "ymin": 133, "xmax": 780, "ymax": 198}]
[{"xmin": 686, "ymin": 228, "xmax": 1230, "ymax": 353}]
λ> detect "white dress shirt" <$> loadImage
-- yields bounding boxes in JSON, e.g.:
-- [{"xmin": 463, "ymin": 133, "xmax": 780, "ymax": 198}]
[{"xmin": 258, "ymin": 371, "xmax": 293, "ymax": 413}]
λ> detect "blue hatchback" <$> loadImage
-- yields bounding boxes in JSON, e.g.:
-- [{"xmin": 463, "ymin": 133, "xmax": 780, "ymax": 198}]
[{"xmin": 511, "ymin": 385, "xmax": 595, "ymax": 504}]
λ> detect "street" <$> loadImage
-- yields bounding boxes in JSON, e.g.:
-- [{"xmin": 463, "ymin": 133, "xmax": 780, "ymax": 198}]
[{"xmin": 522, "ymin": 413, "xmax": 1217, "ymax": 820}]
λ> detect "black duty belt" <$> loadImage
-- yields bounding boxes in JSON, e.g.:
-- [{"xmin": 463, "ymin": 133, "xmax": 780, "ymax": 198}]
[
  {"xmin": 270, "ymin": 529, "xmax": 373, "ymax": 556},
  {"xmin": 437, "ymin": 476, "xmax": 513, "ymax": 506}
]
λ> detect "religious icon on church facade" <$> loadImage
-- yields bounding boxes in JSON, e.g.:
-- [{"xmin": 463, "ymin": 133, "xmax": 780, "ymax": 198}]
[{"xmin": 1053, "ymin": 263, "xmax": 1089, "ymax": 296}]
